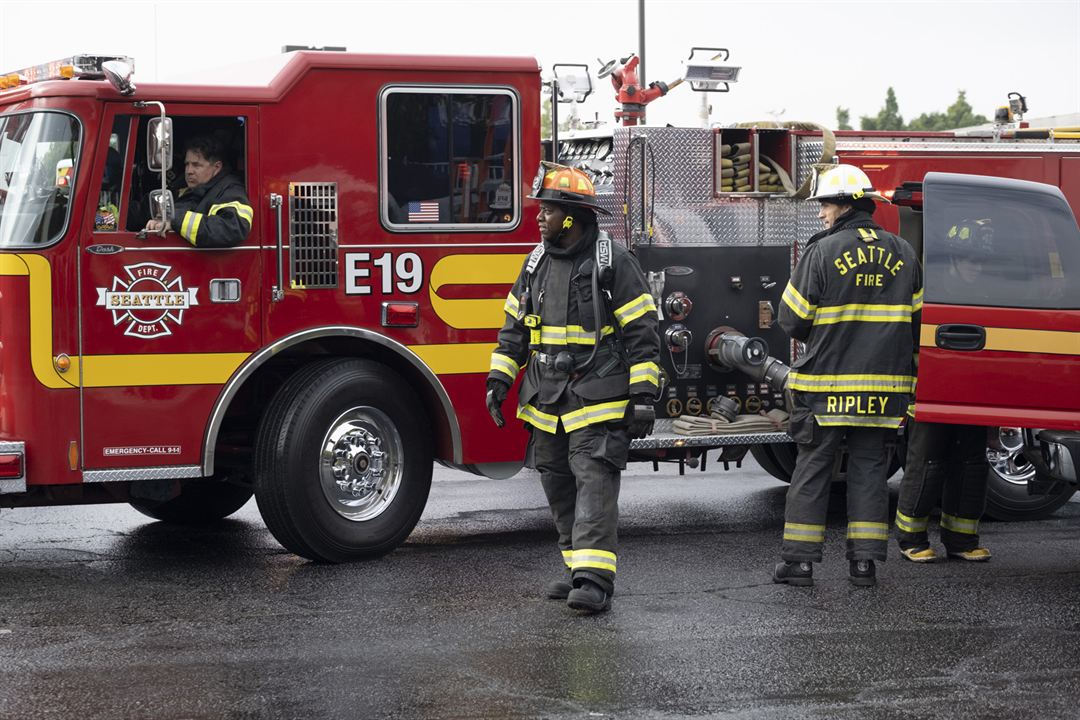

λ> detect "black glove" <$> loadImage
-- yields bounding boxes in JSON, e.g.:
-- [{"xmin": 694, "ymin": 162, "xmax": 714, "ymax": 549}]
[
  {"xmin": 486, "ymin": 379, "xmax": 510, "ymax": 428},
  {"xmin": 626, "ymin": 395, "xmax": 656, "ymax": 439}
]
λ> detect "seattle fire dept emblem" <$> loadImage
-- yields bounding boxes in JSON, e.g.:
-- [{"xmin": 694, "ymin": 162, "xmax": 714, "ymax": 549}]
[{"xmin": 96, "ymin": 262, "xmax": 199, "ymax": 339}]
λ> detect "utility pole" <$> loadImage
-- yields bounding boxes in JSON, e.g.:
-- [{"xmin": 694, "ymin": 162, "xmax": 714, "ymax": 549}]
[{"xmin": 638, "ymin": 0, "xmax": 646, "ymax": 90}]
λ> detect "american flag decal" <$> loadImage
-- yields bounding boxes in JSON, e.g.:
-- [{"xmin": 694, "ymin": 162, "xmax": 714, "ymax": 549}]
[{"xmin": 407, "ymin": 201, "xmax": 439, "ymax": 222}]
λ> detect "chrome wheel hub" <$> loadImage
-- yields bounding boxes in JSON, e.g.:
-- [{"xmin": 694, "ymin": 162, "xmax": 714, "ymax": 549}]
[
  {"xmin": 987, "ymin": 427, "xmax": 1035, "ymax": 487},
  {"xmin": 320, "ymin": 407, "xmax": 404, "ymax": 521}
]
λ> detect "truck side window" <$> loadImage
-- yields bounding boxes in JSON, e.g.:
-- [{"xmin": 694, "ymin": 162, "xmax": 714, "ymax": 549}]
[
  {"xmin": 125, "ymin": 115, "xmax": 248, "ymax": 232},
  {"xmin": 380, "ymin": 87, "xmax": 518, "ymax": 231},
  {"xmin": 925, "ymin": 185, "xmax": 1080, "ymax": 309},
  {"xmin": 94, "ymin": 117, "xmax": 128, "ymax": 232}
]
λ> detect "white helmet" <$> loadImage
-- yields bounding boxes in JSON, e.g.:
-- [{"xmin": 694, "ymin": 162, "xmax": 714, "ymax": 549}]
[{"xmin": 807, "ymin": 164, "xmax": 890, "ymax": 204}]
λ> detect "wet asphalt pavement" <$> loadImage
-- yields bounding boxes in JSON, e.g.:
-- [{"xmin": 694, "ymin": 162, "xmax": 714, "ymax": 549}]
[{"xmin": 1, "ymin": 460, "xmax": 1079, "ymax": 720}]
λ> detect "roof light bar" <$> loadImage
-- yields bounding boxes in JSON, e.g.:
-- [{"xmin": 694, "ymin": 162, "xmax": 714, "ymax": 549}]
[{"xmin": 0, "ymin": 54, "xmax": 134, "ymax": 90}]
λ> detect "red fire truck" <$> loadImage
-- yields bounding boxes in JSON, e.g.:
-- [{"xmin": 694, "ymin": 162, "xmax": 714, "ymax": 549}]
[{"xmin": 0, "ymin": 52, "xmax": 1076, "ymax": 562}]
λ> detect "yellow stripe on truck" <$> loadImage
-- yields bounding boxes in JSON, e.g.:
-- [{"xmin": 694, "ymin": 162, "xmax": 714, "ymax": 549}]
[
  {"xmin": 428, "ymin": 253, "xmax": 526, "ymax": 330},
  {"xmin": 921, "ymin": 324, "xmax": 1080, "ymax": 356}
]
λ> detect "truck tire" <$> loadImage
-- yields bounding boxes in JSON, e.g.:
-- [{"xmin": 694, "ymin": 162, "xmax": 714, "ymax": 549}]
[
  {"xmin": 254, "ymin": 358, "xmax": 432, "ymax": 562},
  {"xmin": 750, "ymin": 444, "xmax": 797, "ymax": 483},
  {"xmin": 129, "ymin": 479, "xmax": 253, "ymax": 525},
  {"xmin": 984, "ymin": 427, "xmax": 1076, "ymax": 521}
]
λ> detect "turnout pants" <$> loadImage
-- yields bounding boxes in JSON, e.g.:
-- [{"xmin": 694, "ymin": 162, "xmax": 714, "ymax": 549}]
[
  {"xmin": 895, "ymin": 421, "xmax": 989, "ymax": 552},
  {"xmin": 530, "ymin": 422, "xmax": 627, "ymax": 595},
  {"xmin": 782, "ymin": 424, "xmax": 892, "ymax": 562}
]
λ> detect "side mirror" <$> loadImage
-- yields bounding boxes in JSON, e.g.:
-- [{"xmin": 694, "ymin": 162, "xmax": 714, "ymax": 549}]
[
  {"xmin": 147, "ymin": 117, "xmax": 173, "ymax": 172},
  {"xmin": 149, "ymin": 189, "xmax": 175, "ymax": 225},
  {"xmin": 102, "ymin": 60, "xmax": 136, "ymax": 96}
]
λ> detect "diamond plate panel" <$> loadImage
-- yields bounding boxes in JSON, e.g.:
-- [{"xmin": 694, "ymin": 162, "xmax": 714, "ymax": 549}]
[
  {"xmin": 796, "ymin": 140, "xmax": 825, "ymax": 188},
  {"xmin": 630, "ymin": 419, "xmax": 792, "ymax": 450},
  {"xmin": 83, "ymin": 465, "xmax": 203, "ymax": 483}
]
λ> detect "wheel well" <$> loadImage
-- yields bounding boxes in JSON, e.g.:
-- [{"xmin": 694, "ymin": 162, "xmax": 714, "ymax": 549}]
[{"xmin": 207, "ymin": 334, "xmax": 458, "ymax": 477}]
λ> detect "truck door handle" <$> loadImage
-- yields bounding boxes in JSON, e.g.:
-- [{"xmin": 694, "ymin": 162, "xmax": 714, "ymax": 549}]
[{"xmin": 935, "ymin": 324, "xmax": 986, "ymax": 351}]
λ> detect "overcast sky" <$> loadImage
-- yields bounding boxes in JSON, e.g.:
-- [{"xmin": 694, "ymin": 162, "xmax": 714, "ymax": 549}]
[{"xmin": 1, "ymin": 0, "xmax": 1077, "ymax": 128}]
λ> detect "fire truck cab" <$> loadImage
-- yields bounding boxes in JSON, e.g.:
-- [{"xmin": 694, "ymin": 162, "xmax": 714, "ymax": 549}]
[{"xmin": 0, "ymin": 52, "xmax": 542, "ymax": 561}]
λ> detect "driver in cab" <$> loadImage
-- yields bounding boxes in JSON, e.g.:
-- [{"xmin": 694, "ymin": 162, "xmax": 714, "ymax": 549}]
[{"xmin": 144, "ymin": 135, "xmax": 252, "ymax": 248}]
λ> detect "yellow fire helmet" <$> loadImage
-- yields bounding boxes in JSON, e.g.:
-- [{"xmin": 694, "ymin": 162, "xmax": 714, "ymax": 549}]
[
  {"xmin": 807, "ymin": 163, "xmax": 891, "ymax": 204},
  {"xmin": 528, "ymin": 161, "xmax": 612, "ymax": 215}
]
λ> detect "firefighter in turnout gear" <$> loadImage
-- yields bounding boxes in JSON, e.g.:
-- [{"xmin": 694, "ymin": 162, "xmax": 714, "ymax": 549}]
[
  {"xmin": 895, "ymin": 218, "xmax": 993, "ymax": 563},
  {"xmin": 144, "ymin": 135, "xmax": 253, "ymax": 248},
  {"xmin": 775, "ymin": 164, "xmax": 922, "ymax": 587},
  {"xmin": 486, "ymin": 162, "xmax": 661, "ymax": 614}
]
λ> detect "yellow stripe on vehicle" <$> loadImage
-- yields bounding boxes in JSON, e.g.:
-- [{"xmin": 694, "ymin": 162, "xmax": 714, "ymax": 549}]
[
  {"xmin": 408, "ymin": 342, "xmax": 496, "ymax": 375},
  {"xmin": 921, "ymin": 324, "xmax": 1080, "ymax": 356},
  {"xmin": 428, "ymin": 253, "xmax": 527, "ymax": 330}
]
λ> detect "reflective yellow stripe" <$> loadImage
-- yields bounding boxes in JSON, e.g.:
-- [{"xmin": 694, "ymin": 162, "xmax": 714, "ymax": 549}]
[
  {"xmin": 815, "ymin": 415, "xmax": 905, "ymax": 428},
  {"xmin": 895, "ymin": 510, "xmax": 929, "ymax": 533},
  {"xmin": 614, "ymin": 293, "xmax": 656, "ymax": 327},
  {"xmin": 489, "ymin": 353, "xmax": 519, "ymax": 381},
  {"xmin": 539, "ymin": 325, "xmax": 615, "ymax": 345},
  {"xmin": 783, "ymin": 522, "xmax": 826, "ymax": 542},
  {"xmin": 812, "ymin": 303, "xmax": 913, "ymax": 325},
  {"xmin": 561, "ymin": 549, "xmax": 573, "ymax": 568},
  {"xmin": 787, "ymin": 372, "xmax": 915, "ymax": 393},
  {"xmin": 503, "ymin": 292, "xmax": 520, "ymax": 318},
  {"xmin": 180, "ymin": 210, "xmax": 202, "ymax": 245},
  {"xmin": 941, "ymin": 513, "xmax": 979, "ymax": 535},
  {"xmin": 517, "ymin": 404, "xmax": 559, "ymax": 433},
  {"xmin": 209, "ymin": 200, "xmax": 254, "ymax": 226},
  {"xmin": 561, "ymin": 400, "xmax": 629, "ymax": 433},
  {"xmin": 781, "ymin": 281, "xmax": 816, "ymax": 320},
  {"xmin": 570, "ymin": 548, "xmax": 617, "ymax": 573},
  {"xmin": 912, "ymin": 288, "xmax": 924, "ymax": 312},
  {"xmin": 629, "ymin": 361, "xmax": 661, "ymax": 387},
  {"xmin": 847, "ymin": 521, "xmax": 889, "ymax": 540}
]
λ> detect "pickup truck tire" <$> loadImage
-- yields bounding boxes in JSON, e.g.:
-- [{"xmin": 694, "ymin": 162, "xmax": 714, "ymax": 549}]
[
  {"xmin": 129, "ymin": 480, "xmax": 253, "ymax": 525},
  {"xmin": 984, "ymin": 428, "xmax": 1076, "ymax": 521},
  {"xmin": 254, "ymin": 358, "xmax": 432, "ymax": 563}
]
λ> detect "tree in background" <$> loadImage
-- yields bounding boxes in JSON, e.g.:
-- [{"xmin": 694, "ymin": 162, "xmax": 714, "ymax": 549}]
[
  {"xmin": 907, "ymin": 91, "xmax": 989, "ymax": 131},
  {"xmin": 860, "ymin": 87, "xmax": 905, "ymax": 131},
  {"xmin": 836, "ymin": 106, "xmax": 853, "ymax": 131},
  {"xmin": 855, "ymin": 88, "xmax": 990, "ymax": 132}
]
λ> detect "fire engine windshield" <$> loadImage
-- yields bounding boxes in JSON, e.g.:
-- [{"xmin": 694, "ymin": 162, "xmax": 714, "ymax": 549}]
[{"xmin": 0, "ymin": 112, "xmax": 81, "ymax": 247}]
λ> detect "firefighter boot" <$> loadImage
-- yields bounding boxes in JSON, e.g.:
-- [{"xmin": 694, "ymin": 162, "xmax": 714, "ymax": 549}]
[
  {"xmin": 566, "ymin": 579, "xmax": 612, "ymax": 614},
  {"xmin": 545, "ymin": 576, "xmax": 572, "ymax": 600},
  {"xmin": 899, "ymin": 545, "xmax": 938, "ymax": 563},
  {"xmin": 772, "ymin": 561, "xmax": 813, "ymax": 587},
  {"xmin": 849, "ymin": 559, "xmax": 877, "ymax": 587},
  {"xmin": 947, "ymin": 547, "xmax": 992, "ymax": 562}
]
